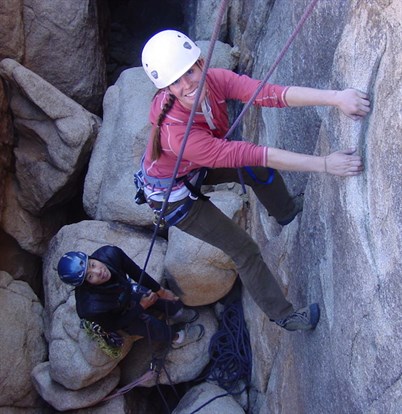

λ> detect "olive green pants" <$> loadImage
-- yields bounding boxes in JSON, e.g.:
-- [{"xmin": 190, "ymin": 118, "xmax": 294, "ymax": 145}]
[{"xmin": 173, "ymin": 167, "xmax": 295, "ymax": 320}]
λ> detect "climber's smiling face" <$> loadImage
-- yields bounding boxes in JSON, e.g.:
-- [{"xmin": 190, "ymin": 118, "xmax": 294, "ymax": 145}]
[
  {"xmin": 168, "ymin": 63, "xmax": 206, "ymax": 110},
  {"xmin": 85, "ymin": 259, "xmax": 111, "ymax": 285}
]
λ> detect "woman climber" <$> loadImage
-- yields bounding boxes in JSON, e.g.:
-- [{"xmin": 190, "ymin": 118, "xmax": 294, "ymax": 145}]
[
  {"xmin": 138, "ymin": 30, "xmax": 370, "ymax": 331},
  {"xmin": 57, "ymin": 245, "xmax": 204, "ymax": 348}
]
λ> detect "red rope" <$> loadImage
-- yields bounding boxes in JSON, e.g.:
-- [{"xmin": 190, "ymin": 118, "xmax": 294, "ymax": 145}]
[{"xmin": 101, "ymin": 369, "xmax": 156, "ymax": 402}]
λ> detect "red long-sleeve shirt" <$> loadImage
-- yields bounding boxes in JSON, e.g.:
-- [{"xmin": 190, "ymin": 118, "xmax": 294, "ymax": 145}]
[{"xmin": 142, "ymin": 69, "xmax": 288, "ymax": 202}]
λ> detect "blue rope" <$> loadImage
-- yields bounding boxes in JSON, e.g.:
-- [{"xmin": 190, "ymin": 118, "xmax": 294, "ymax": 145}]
[
  {"xmin": 188, "ymin": 299, "xmax": 252, "ymax": 414},
  {"xmin": 207, "ymin": 300, "xmax": 252, "ymax": 392}
]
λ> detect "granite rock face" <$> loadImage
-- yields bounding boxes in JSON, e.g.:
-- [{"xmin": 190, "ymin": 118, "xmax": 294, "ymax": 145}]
[
  {"xmin": 0, "ymin": 0, "xmax": 401, "ymax": 413},
  {"xmin": 0, "ymin": 271, "xmax": 47, "ymax": 411}
]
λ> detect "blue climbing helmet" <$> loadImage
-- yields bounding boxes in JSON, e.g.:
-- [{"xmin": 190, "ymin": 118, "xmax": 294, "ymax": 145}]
[{"xmin": 57, "ymin": 251, "xmax": 88, "ymax": 286}]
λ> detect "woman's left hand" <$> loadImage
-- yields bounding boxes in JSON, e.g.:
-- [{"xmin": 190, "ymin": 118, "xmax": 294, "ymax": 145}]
[
  {"xmin": 157, "ymin": 287, "xmax": 179, "ymax": 301},
  {"xmin": 325, "ymin": 147, "xmax": 364, "ymax": 176},
  {"xmin": 336, "ymin": 89, "xmax": 370, "ymax": 120}
]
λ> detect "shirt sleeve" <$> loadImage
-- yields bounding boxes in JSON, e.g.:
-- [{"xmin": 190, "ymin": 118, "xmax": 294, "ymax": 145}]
[
  {"xmin": 164, "ymin": 123, "xmax": 266, "ymax": 169},
  {"xmin": 210, "ymin": 68, "xmax": 289, "ymax": 108}
]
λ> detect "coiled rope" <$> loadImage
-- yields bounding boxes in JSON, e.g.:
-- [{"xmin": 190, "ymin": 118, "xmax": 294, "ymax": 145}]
[
  {"xmin": 187, "ymin": 298, "xmax": 252, "ymax": 414},
  {"xmin": 206, "ymin": 300, "xmax": 252, "ymax": 392}
]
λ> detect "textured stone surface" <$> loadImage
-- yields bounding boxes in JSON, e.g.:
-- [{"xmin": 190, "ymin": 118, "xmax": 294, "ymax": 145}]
[
  {"xmin": 31, "ymin": 362, "xmax": 120, "ymax": 412},
  {"xmin": 0, "ymin": 0, "xmax": 401, "ymax": 413},
  {"xmin": 0, "ymin": 271, "xmax": 46, "ymax": 410},
  {"xmin": 242, "ymin": 1, "xmax": 402, "ymax": 413},
  {"xmin": 173, "ymin": 382, "xmax": 245, "ymax": 414},
  {"xmin": 22, "ymin": 0, "xmax": 107, "ymax": 114}
]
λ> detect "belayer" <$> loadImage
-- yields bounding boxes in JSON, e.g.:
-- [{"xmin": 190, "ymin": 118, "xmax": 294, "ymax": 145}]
[
  {"xmin": 57, "ymin": 245, "xmax": 204, "ymax": 348},
  {"xmin": 137, "ymin": 30, "xmax": 370, "ymax": 331}
]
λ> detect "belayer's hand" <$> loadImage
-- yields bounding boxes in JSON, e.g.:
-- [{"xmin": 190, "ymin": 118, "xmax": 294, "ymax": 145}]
[
  {"xmin": 140, "ymin": 291, "xmax": 158, "ymax": 309},
  {"xmin": 324, "ymin": 147, "xmax": 364, "ymax": 176},
  {"xmin": 157, "ymin": 287, "xmax": 179, "ymax": 301},
  {"xmin": 336, "ymin": 88, "xmax": 370, "ymax": 120}
]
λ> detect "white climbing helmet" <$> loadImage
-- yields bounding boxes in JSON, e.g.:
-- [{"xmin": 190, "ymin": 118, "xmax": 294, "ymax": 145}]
[{"xmin": 142, "ymin": 30, "xmax": 201, "ymax": 89}]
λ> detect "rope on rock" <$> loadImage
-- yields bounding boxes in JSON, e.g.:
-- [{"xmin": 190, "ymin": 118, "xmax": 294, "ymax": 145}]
[
  {"xmin": 206, "ymin": 300, "xmax": 252, "ymax": 392},
  {"xmin": 230, "ymin": 0, "xmax": 320, "ymax": 196},
  {"xmin": 188, "ymin": 297, "xmax": 252, "ymax": 414}
]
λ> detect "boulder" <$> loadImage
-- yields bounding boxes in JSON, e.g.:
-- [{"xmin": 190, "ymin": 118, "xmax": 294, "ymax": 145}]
[
  {"xmin": 22, "ymin": 0, "xmax": 107, "ymax": 113},
  {"xmin": 0, "ymin": 271, "xmax": 46, "ymax": 410},
  {"xmin": 173, "ymin": 382, "xmax": 245, "ymax": 414},
  {"xmin": 0, "ymin": 58, "xmax": 101, "ymax": 215},
  {"xmin": 31, "ymin": 362, "xmax": 120, "ymax": 412},
  {"xmin": 83, "ymin": 67, "xmax": 155, "ymax": 226}
]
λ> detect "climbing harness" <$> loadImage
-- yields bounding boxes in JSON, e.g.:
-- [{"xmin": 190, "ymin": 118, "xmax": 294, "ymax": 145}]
[
  {"xmin": 152, "ymin": 168, "xmax": 209, "ymax": 228},
  {"xmin": 134, "ymin": 157, "xmax": 209, "ymax": 228}
]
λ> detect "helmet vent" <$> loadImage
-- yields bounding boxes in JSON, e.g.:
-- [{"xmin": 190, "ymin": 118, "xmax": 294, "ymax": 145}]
[
  {"xmin": 151, "ymin": 70, "xmax": 159, "ymax": 80},
  {"xmin": 183, "ymin": 41, "xmax": 192, "ymax": 50}
]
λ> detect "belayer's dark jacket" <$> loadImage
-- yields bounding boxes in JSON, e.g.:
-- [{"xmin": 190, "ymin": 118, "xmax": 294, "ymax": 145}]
[{"xmin": 75, "ymin": 245, "xmax": 161, "ymax": 333}]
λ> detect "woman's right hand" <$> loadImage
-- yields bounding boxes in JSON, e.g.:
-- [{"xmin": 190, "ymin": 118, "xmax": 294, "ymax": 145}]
[{"xmin": 324, "ymin": 147, "xmax": 364, "ymax": 176}]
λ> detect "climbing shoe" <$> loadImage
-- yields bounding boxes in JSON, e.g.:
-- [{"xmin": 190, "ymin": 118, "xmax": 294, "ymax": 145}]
[
  {"xmin": 167, "ymin": 308, "xmax": 199, "ymax": 326},
  {"xmin": 274, "ymin": 303, "xmax": 320, "ymax": 331},
  {"xmin": 171, "ymin": 323, "xmax": 205, "ymax": 349},
  {"xmin": 277, "ymin": 193, "xmax": 304, "ymax": 226}
]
